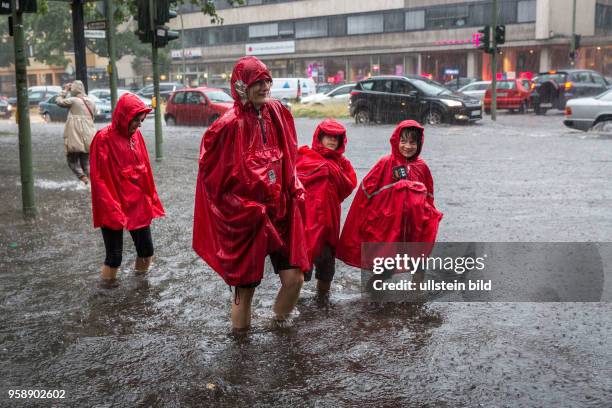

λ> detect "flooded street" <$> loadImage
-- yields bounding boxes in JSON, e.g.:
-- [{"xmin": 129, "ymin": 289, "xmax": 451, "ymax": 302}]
[{"xmin": 1, "ymin": 114, "xmax": 611, "ymax": 406}]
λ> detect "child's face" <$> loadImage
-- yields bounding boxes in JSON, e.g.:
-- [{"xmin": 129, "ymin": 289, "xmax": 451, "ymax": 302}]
[
  {"xmin": 320, "ymin": 133, "xmax": 340, "ymax": 150},
  {"xmin": 398, "ymin": 130, "xmax": 418, "ymax": 159}
]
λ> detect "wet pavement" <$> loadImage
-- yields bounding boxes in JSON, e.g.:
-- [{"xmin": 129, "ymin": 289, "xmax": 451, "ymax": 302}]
[{"xmin": 1, "ymin": 113, "xmax": 611, "ymax": 407}]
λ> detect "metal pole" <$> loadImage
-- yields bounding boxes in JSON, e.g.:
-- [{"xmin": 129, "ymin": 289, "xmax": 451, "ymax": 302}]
[
  {"xmin": 11, "ymin": 0, "xmax": 36, "ymax": 218},
  {"xmin": 180, "ymin": 11, "xmax": 187, "ymax": 86},
  {"xmin": 570, "ymin": 0, "xmax": 577, "ymax": 66},
  {"xmin": 150, "ymin": 0, "xmax": 163, "ymax": 161},
  {"xmin": 71, "ymin": 0, "xmax": 88, "ymax": 92},
  {"xmin": 104, "ymin": 0, "xmax": 118, "ymax": 110},
  {"xmin": 491, "ymin": 0, "xmax": 498, "ymax": 122}
]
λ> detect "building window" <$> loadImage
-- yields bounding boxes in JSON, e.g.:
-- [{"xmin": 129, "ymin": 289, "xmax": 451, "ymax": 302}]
[
  {"xmin": 329, "ymin": 15, "xmax": 346, "ymax": 36},
  {"xmin": 278, "ymin": 21, "xmax": 294, "ymax": 37},
  {"xmin": 596, "ymin": 3, "xmax": 612, "ymax": 29},
  {"xmin": 405, "ymin": 10, "xmax": 425, "ymax": 30},
  {"xmin": 384, "ymin": 12, "xmax": 404, "ymax": 32},
  {"xmin": 347, "ymin": 14, "xmax": 384, "ymax": 35},
  {"xmin": 517, "ymin": 0, "xmax": 536, "ymax": 23},
  {"xmin": 295, "ymin": 18, "xmax": 328, "ymax": 38},
  {"xmin": 426, "ymin": 5, "xmax": 469, "ymax": 29},
  {"xmin": 249, "ymin": 23, "xmax": 278, "ymax": 38}
]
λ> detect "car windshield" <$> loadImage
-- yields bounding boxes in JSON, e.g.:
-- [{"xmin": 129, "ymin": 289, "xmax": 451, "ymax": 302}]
[
  {"xmin": 411, "ymin": 78, "xmax": 452, "ymax": 96},
  {"xmin": 535, "ymin": 73, "xmax": 567, "ymax": 83},
  {"xmin": 204, "ymin": 91, "xmax": 233, "ymax": 103}
]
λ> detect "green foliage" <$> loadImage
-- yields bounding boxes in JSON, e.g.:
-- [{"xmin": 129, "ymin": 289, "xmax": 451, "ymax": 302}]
[{"xmin": 8, "ymin": 0, "xmax": 244, "ymax": 68}]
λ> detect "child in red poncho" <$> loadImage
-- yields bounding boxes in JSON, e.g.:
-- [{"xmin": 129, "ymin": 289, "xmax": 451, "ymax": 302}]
[
  {"xmin": 193, "ymin": 56, "xmax": 310, "ymax": 331},
  {"xmin": 297, "ymin": 119, "xmax": 356, "ymax": 294},
  {"xmin": 337, "ymin": 120, "xmax": 442, "ymax": 271},
  {"xmin": 90, "ymin": 93, "xmax": 165, "ymax": 288}
]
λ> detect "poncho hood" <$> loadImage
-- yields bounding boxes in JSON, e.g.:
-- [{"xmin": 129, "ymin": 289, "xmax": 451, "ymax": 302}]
[
  {"xmin": 111, "ymin": 92, "xmax": 152, "ymax": 138},
  {"xmin": 230, "ymin": 56, "xmax": 273, "ymax": 108},
  {"xmin": 390, "ymin": 120, "xmax": 424, "ymax": 162},
  {"xmin": 311, "ymin": 118, "xmax": 347, "ymax": 157}
]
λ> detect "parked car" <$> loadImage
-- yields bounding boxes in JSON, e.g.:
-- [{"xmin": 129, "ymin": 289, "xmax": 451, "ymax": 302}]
[
  {"xmin": 136, "ymin": 82, "xmax": 186, "ymax": 101},
  {"xmin": 315, "ymin": 83, "xmax": 338, "ymax": 95},
  {"xmin": 563, "ymin": 88, "xmax": 612, "ymax": 132},
  {"xmin": 164, "ymin": 87, "xmax": 233, "ymax": 126},
  {"xmin": 90, "ymin": 88, "xmax": 153, "ymax": 108},
  {"xmin": 38, "ymin": 94, "xmax": 112, "ymax": 123},
  {"xmin": 270, "ymin": 77, "xmax": 317, "ymax": 101},
  {"xmin": 444, "ymin": 77, "xmax": 478, "ymax": 91},
  {"xmin": 8, "ymin": 85, "xmax": 62, "ymax": 107},
  {"xmin": 530, "ymin": 69, "xmax": 611, "ymax": 115},
  {"xmin": 300, "ymin": 83, "xmax": 355, "ymax": 106},
  {"xmin": 458, "ymin": 80, "xmax": 491, "ymax": 101},
  {"xmin": 349, "ymin": 75, "xmax": 482, "ymax": 125},
  {"xmin": 0, "ymin": 97, "xmax": 12, "ymax": 118},
  {"xmin": 483, "ymin": 79, "xmax": 533, "ymax": 113}
]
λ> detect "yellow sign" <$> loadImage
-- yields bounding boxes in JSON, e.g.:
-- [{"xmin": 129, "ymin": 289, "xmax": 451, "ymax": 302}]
[{"xmin": 152, "ymin": 96, "xmax": 157, "ymax": 109}]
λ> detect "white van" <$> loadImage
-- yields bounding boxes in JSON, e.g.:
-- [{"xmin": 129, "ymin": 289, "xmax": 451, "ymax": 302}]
[{"xmin": 270, "ymin": 78, "xmax": 317, "ymax": 101}]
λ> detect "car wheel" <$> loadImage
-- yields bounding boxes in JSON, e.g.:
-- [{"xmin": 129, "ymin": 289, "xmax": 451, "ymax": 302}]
[
  {"xmin": 424, "ymin": 109, "xmax": 443, "ymax": 125},
  {"xmin": 355, "ymin": 109, "xmax": 370, "ymax": 125},
  {"xmin": 518, "ymin": 101, "xmax": 528, "ymax": 114},
  {"xmin": 165, "ymin": 116, "xmax": 176, "ymax": 126},
  {"xmin": 208, "ymin": 114, "xmax": 219, "ymax": 126},
  {"xmin": 534, "ymin": 105, "xmax": 547, "ymax": 115},
  {"xmin": 42, "ymin": 112, "xmax": 52, "ymax": 123},
  {"xmin": 590, "ymin": 119, "xmax": 612, "ymax": 133}
]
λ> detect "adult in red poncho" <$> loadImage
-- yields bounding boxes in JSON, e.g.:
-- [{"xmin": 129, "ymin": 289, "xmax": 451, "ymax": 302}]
[
  {"xmin": 193, "ymin": 56, "xmax": 309, "ymax": 330},
  {"xmin": 90, "ymin": 93, "xmax": 165, "ymax": 288},
  {"xmin": 337, "ymin": 120, "xmax": 443, "ymax": 271},
  {"xmin": 296, "ymin": 119, "xmax": 356, "ymax": 293}
]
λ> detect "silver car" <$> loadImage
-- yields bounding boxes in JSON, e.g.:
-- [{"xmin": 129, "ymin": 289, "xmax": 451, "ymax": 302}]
[
  {"xmin": 564, "ymin": 89, "xmax": 612, "ymax": 131},
  {"xmin": 458, "ymin": 80, "xmax": 491, "ymax": 101}
]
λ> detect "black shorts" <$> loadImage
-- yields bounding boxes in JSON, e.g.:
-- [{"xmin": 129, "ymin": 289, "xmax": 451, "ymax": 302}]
[
  {"xmin": 236, "ymin": 252, "xmax": 298, "ymax": 289},
  {"xmin": 304, "ymin": 244, "xmax": 336, "ymax": 283}
]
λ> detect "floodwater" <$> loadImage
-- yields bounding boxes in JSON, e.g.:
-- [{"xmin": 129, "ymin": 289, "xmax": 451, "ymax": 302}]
[{"xmin": 1, "ymin": 114, "xmax": 611, "ymax": 407}]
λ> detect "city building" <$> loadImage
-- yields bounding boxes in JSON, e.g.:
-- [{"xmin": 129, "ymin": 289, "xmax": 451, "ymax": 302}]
[{"xmin": 163, "ymin": 0, "xmax": 612, "ymax": 87}]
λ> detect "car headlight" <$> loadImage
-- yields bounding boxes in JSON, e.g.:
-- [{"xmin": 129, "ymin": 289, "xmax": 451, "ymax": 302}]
[
  {"xmin": 6, "ymin": 104, "xmax": 11, "ymax": 111},
  {"xmin": 95, "ymin": 108, "xmax": 101, "ymax": 115},
  {"xmin": 440, "ymin": 99, "xmax": 464, "ymax": 107}
]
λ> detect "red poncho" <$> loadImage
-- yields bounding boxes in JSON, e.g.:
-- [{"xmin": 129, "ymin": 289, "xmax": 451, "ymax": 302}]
[
  {"xmin": 296, "ymin": 119, "xmax": 356, "ymax": 262},
  {"xmin": 90, "ymin": 93, "xmax": 164, "ymax": 230},
  {"xmin": 337, "ymin": 120, "xmax": 443, "ymax": 269},
  {"xmin": 193, "ymin": 56, "xmax": 310, "ymax": 286}
]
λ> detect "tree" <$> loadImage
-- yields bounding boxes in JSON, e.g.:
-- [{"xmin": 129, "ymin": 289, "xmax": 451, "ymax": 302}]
[{"xmin": 13, "ymin": 0, "xmax": 243, "ymax": 68}]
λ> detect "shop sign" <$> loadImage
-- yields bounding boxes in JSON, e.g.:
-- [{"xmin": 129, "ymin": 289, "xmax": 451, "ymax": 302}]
[
  {"xmin": 171, "ymin": 48, "xmax": 203, "ymax": 59},
  {"xmin": 246, "ymin": 41, "xmax": 295, "ymax": 56},
  {"xmin": 444, "ymin": 68, "xmax": 460, "ymax": 75},
  {"xmin": 435, "ymin": 33, "xmax": 482, "ymax": 47}
]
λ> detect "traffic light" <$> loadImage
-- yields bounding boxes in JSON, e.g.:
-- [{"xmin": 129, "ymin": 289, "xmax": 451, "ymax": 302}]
[
  {"xmin": 495, "ymin": 25, "xmax": 506, "ymax": 45},
  {"xmin": 573, "ymin": 34, "xmax": 581, "ymax": 50},
  {"xmin": 478, "ymin": 25, "xmax": 492, "ymax": 54},
  {"xmin": 136, "ymin": 0, "xmax": 153, "ymax": 43},
  {"xmin": 135, "ymin": 0, "xmax": 180, "ymax": 47}
]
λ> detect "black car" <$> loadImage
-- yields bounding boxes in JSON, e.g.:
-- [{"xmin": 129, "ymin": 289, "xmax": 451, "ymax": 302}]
[
  {"xmin": 349, "ymin": 75, "xmax": 482, "ymax": 125},
  {"xmin": 136, "ymin": 82, "xmax": 186, "ymax": 101},
  {"xmin": 530, "ymin": 69, "xmax": 611, "ymax": 115}
]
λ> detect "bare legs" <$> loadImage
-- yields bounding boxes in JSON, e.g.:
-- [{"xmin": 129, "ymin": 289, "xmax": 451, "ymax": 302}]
[{"xmin": 231, "ymin": 268, "xmax": 304, "ymax": 330}]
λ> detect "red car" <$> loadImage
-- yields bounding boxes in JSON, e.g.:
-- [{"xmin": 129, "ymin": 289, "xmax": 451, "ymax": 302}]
[
  {"xmin": 165, "ymin": 87, "xmax": 233, "ymax": 126},
  {"xmin": 484, "ymin": 79, "xmax": 533, "ymax": 114}
]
